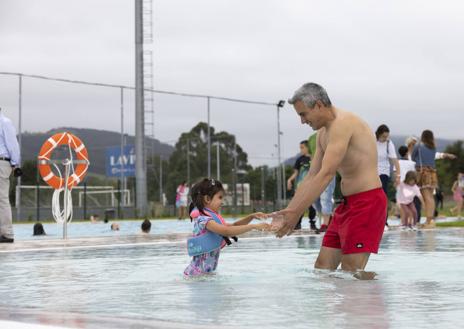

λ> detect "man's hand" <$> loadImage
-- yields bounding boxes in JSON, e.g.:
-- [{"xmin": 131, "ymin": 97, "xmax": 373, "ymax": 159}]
[
  {"xmin": 13, "ymin": 167, "xmax": 23, "ymax": 177},
  {"xmin": 269, "ymin": 208, "xmax": 301, "ymax": 238}
]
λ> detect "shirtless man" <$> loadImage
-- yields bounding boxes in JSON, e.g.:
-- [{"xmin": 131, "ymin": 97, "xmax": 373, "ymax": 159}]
[{"xmin": 274, "ymin": 83, "xmax": 386, "ymax": 279}]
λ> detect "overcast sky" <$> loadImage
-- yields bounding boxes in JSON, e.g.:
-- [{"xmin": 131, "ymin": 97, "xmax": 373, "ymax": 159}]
[{"xmin": 1, "ymin": 0, "xmax": 463, "ymax": 166}]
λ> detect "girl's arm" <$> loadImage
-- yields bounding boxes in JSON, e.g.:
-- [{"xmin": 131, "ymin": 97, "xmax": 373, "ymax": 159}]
[
  {"xmin": 451, "ymin": 181, "xmax": 457, "ymax": 193},
  {"xmin": 206, "ymin": 220, "xmax": 269, "ymax": 237},
  {"xmin": 232, "ymin": 212, "xmax": 267, "ymax": 226}
]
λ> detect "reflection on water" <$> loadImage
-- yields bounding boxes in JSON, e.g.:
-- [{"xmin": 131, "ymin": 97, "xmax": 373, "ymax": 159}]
[{"xmin": 0, "ymin": 229, "xmax": 463, "ymax": 328}]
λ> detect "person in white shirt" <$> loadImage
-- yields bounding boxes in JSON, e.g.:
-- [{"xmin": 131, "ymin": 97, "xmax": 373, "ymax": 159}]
[
  {"xmin": 375, "ymin": 124, "xmax": 400, "ymax": 228},
  {"xmin": 397, "ymin": 145, "xmax": 416, "ymax": 182},
  {"xmin": 0, "ymin": 108, "xmax": 22, "ymax": 243}
]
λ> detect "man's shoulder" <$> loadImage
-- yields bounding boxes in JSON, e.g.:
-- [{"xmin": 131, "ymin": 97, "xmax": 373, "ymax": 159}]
[
  {"xmin": 336, "ymin": 108, "xmax": 362, "ymax": 125},
  {"xmin": 327, "ymin": 109, "xmax": 359, "ymax": 137}
]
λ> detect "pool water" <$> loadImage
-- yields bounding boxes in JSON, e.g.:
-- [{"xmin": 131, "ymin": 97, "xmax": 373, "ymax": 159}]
[
  {"xmin": 13, "ymin": 217, "xmax": 453, "ymax": 240},
  {"xmin": 0, "ymin": 227, "xmax": 463, "ymax": 328}
]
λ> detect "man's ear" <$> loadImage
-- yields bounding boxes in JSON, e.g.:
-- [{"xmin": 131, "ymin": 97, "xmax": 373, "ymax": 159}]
[{"xmin": 315, "ymin": 100, "xmax": 324, "ymax": 109}]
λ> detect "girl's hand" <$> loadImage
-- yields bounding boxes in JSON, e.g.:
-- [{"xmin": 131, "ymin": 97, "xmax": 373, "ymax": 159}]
[
  {"xmin": 253, "ymin": 222, "xmax": 271, "ymax": 231},
  {"xmin": 251, "ymin": 212, "xmax": 268, "ymax": 220}
]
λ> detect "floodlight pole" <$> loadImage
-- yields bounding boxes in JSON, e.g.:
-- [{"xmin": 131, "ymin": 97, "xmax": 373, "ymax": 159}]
[
  {"xmin": 186, "ymin": 139, "xmax": 191, "ymax": 184},
  {"xmin": 207, "ymin": 96, "xmax": 211, "ymax": 178},
  {"xmin": 159, "ymin": 156, "xmax": 163, "ymax": 203},
  {"xmin": 216, "ymin": 142, "xmax": 220, "ymax": 181},
  {"xmin": 120, "ymin": 87, "xmax": 125, "ymax": 206},
  {"xmin": 276, "ymin": 105, "xmax": 282, "ymax": 208},
  {"xmin": 135, "ymin": 0, "xmax": 147, "ymax": 217},
  {"xmin": 276, "ymin": 100, "xmax": 285, "ymax": 209},
  {"xmin": 16, "ymin": 74, "xmax": 22, "ymax": 221}
]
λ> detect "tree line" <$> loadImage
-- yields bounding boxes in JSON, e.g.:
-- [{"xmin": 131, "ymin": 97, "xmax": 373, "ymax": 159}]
[{"xmin": 10, "ymin": 123, "xmax": 463, "ymax": 207}]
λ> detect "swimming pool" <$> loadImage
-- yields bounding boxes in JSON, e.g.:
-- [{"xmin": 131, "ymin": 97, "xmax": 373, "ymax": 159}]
[
  {"xmin": 12, "ymin": 216, "xmax": 458, "ymax": 240},
  {"xmin": 12, "ymin": 219, "xmax": 195, "ymax": 239},
  {"xmin": 12, "ymin": 217, "xmax": 315, "ymax": 239},
  {"xmin": 0, "ymin": 227, "xmax": 463, "ymax": 328}
]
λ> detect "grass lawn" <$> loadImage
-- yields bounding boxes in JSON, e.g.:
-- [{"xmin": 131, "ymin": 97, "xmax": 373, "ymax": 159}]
[{"xmin": 436, "ymin": 220, "xmax": 464, "ymax": 227}]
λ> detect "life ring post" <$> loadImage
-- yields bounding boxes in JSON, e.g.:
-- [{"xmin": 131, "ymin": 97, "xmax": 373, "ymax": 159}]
[
  {"xmin": 37, "ymin": 132, "xmax": 90, "ymax": 240},
  {"xmin": 63, "ymin": 159, "xmax": 71, "ymax": 239}
]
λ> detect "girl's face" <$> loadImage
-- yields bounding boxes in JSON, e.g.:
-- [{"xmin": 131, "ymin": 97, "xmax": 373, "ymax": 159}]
[
  {"xmin": 406, "ymin": 178, "xmax": 416, "ymax": 186},
  {"xmin": 204, "ymin": 191, "xmax": 224, "ymax": 212},
  {"xmin": 378, "ymin": 132, "xmax": 389, "ymax": 142}
]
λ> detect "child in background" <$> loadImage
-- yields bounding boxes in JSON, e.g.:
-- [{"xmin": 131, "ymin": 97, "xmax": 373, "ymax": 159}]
[
  {"xmin": 397, "ymin": 171, "xmax": 424, "ymax": 230},
  {"xmin": 451, "ymin": 173, "xmax": 464, "ymax": 220},
  {"xmin": 396, "ymin": 145, "xmax": 417, "ymax": 223},
  {"xmin": 184, "ymin": 178, "xmax": 270, "ymax": 277}
]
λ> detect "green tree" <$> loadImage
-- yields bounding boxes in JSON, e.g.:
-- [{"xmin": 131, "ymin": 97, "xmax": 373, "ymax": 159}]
[
  {"xmin": 436, "ymin": 140, "xmax": 464, "ymax": 195},
  {"xmin": 244, "ymin": 165, "xmax": 278, "ymax": 201},
  {"xmin": 146, "ymin": 155, "xmax": 169, "ymax": 202},
  {"xmin": 165, "ymin": 122, "xmax": 251, "ymax": 204}
]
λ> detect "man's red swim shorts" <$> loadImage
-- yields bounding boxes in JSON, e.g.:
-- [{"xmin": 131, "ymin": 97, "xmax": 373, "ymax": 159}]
[{"xmin": 322, "ymin": 188, "xmax": 387, "ymax": 254}]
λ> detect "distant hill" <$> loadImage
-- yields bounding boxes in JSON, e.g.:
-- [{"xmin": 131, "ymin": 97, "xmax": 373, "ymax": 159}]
[
  {"xmin": 21, "ymin": 128, "xmax": 175, "ymax": 175},
  {"xmin": 284, "ymin": 135, "xmax": 458, "ymax": 166}
]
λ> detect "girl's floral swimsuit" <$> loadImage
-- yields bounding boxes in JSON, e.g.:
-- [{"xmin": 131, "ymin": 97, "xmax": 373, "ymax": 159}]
[{"xmin": 184, "ymin": 215, "xmax": 221, "ymax": 276}]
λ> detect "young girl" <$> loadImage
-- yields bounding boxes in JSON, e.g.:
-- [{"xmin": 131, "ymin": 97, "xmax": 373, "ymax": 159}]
[
  {"xmin": 397, "ymin": 171, "xmax": 425, "ymax": 230},
  {"xmin": 451, "ymin": 173, "xmax": 464, "ymax": 220},
  {"xmin": 184, "ymin": 178, "xmax": 270, "ymax": 277}
]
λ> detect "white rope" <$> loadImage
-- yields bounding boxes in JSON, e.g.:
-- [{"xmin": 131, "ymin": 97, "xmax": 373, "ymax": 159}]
[
  {"xmin": 52, "ymin": 188, "xmax": 73, "ymax": 224},
  {"xmin": 51, "ymin": 133, "xmax": 76, "ymax": 225}
]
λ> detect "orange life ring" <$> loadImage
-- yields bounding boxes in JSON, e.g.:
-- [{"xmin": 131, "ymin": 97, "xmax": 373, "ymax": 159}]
[{"xmin": 37, "ymin": 132, "xmax": 89, "ymax": 189}]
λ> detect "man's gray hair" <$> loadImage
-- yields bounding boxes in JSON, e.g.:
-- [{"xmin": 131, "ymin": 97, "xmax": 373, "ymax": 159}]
[{"xmin": 288, "ymin": 83, "xmax": 332, "ymax": 108}]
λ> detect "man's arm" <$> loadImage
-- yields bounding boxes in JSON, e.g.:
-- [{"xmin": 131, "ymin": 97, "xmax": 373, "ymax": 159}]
[
  {"xmin": 275, "ymin": 123, "xmax": 352, "ymax": 237},
  {"xmin": 436, "ymin": 152, "xmax": 457, "ymax": 160},
  {"xmin": 3, "ymin": 119, "xmax": 21, "ymax": 167},
  {"xmin": 287, "ymin": 169, "xmax": 298, "ymax": 191},
  {"xmin": 390, "ymin": 158, "xmax": 400, "ymax": 185}
]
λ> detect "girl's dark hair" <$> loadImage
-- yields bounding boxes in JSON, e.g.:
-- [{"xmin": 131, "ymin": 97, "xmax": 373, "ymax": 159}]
[
  {"xmin": 404, "ymin": 170, "xmax": 417, "ymax": 184},
  {"xmin": 375, "ymin": 124, "xmax": 390, "ymax": 140},
  {"xmin": 421, "ymin": 129, "xmax": 435, "ymax": 149},
  {"xmin": 33, "ymin": 222, "xmax": 46, "ymax": 236},
  {"xmin": 189, "ymin": 178, "xmax": 225, "ymax": 220}
]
